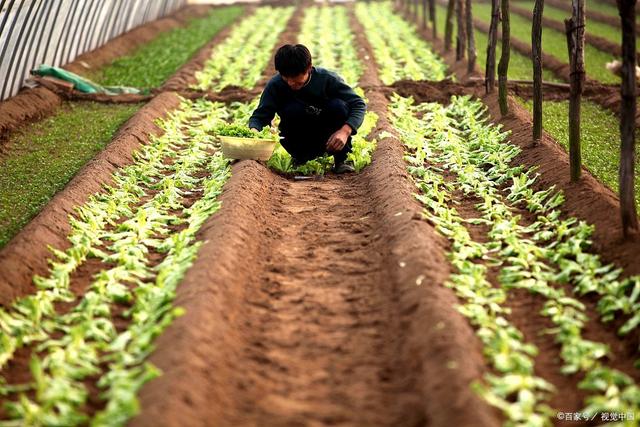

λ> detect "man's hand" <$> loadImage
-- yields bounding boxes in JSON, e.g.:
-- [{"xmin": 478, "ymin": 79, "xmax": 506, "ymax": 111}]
[{"xmin": 326, "ymin": 124, "xmax": 352, "ymax": 152}]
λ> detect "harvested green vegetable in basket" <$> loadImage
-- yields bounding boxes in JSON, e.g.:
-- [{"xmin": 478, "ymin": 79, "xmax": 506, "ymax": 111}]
[{"xmin": 215, "ymin": 124, "xmax": 278, "ymax": 140}]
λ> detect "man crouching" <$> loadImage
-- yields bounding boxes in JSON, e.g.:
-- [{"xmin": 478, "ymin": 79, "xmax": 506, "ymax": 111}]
[{"xmin": 249, "ymin": 44, "xmax": 366, "ymax": 174}]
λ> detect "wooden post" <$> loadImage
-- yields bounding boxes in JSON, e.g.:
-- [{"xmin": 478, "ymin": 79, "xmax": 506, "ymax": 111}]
[
  {"xmin": 456, "ymin": 0, "xmax": 466, "ymax": 61},
  {"xmin": 617, "ymin": 0, "xmax": 639, "ymax": 236},
  {"xmin": 430, "ymin": 0, "xmax": 437, "ymax": 38},
  {"xmin": 466, "ymin": 0, "xmax": 476, "ymax": 73},
  {"xmin": 486, "ymin": 0, "xmax": 500, "ymax": 93},
  {"xmin": 445, "ymin": 0, "xmax": 455, "ymax": 52},
  {"xmin": 422, "ymin": 0, "xmax": 428, "ymax": 29},
  {"xmin": 532, "ymin": 0, "xmax": 544, "ymax": 144},
  {"xmin": 498, "ymin": 0, "xmax": 510, "ymax": 114},
  {"xmin": 565, "ymin": 0, "xmax": 585, "ymax": 182}
]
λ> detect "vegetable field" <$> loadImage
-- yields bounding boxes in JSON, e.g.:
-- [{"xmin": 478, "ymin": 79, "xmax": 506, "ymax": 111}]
[{"xmin": 0, "ymin": 1, "xmax": 639, "ymax": 426}]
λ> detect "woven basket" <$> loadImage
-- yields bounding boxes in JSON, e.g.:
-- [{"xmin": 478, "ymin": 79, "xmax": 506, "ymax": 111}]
[{"xmin": 219, "ymin": 136, "xmax": 277, "ymax": 161}]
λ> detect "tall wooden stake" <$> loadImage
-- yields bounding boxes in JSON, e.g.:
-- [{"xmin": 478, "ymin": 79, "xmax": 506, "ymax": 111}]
[
  {"xmin": 486, "ymin": 0, "xmax": 500, "ymax": 93},
  {"xmin": 430, "ymin": 0, "xmax": 437, "ymax": 38},
  {"xmin": 445, "ymin": 0, "xmax": 455, "ymax": 52},
  {"xmin": 422, "ymin": 0, "xmax": 428, "ymax": 29},
  {"xmin": 498, "ymin": 0, "xmax": 511, "ymax": 115},
  {"xmin": 466, "ymin": 0, "xmax": 476, "ymax": 72},
  {"xmin": 617, "ymin": 0, "xmax": 639, "ymax": 236},
  {"xmin": 565, "ymin": 0, "xmax": 585, "ymax": 182},
  {"xmin": 532, "ymin": 0, "xmax": 544, "ymax": 144},
  {"xmin": 456, "ymin": 0, "xmax": 466, "ymax": 61}
]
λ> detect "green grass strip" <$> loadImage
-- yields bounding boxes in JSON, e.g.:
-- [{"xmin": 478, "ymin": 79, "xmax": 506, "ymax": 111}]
[
  {"xmin": 533, "ymin": 0, "xmax": 639, "ymax": 24},
  {"xmin": 579, "ymin": 0, "xmax": 640, "ymax": 23},
  {"xmin": 0, "ymin": 102, "xmax": 141, "ymax": 249},
  {"xmin": 520, "ymin": 99, "xmax": 640, "ymax": 210},
  {"xmin": 474, "ymin": 3, "xmax": 620, "ymax": 84},
  {"xmin": 585, "ymin": 0, "xmax": 622, "ymax": 17},
  {"xmin": 513, "ymin": 1, "xmax": 625, "ymax": 47},
  {"xmin": 87, "ymin": 6, "xmax": 243, "ymax": 89}
]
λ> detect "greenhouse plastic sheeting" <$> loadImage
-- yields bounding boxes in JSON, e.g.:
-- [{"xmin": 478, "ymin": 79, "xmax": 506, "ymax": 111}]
[
  {"xmin": 0, "ymin": 0, "xmax": 186, "ymax": 101},
  {"xmin": 32, "ymin": 64, "xmax": 141, "ymax": 95}
]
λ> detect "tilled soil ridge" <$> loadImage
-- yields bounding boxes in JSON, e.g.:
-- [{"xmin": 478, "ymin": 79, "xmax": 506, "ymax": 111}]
[{"xmin": 0, "ymin": 87, "xmax": 61, "ymax": 143}]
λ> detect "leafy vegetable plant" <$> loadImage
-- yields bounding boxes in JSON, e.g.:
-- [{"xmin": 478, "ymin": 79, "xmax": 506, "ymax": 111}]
[{"xmin": 215, "ymin": 123, "xmax": 278, "ymax": 140}]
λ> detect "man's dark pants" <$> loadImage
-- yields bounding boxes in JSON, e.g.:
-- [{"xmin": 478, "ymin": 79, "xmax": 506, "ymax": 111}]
[{"xmin": 279, "ymin": 98, "xmax": 353, "ymax": 164}]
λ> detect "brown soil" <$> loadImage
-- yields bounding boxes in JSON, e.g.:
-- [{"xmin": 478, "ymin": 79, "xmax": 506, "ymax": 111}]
[
  {"xmin": 388, "ymin": 79, "xmax": 485, "ymax": 103},
  {"xmin": 175, "ymin": 87, "xmax": 262, "ymax": 103},
  {"xmin": 0, "ymin": 87, "xmax": 61, "ymax": 142},
  {"xmin": 129, "ymin": 100, "xmax": 501, "ymax": 427},
  {"xmin": 0, "ymin": 92, "xmax": 181, "ymax": 307}
]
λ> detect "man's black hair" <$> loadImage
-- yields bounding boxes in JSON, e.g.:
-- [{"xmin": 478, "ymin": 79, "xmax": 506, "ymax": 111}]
[{"xmin": 274, "ymin": 44, "xmax": 312, "ymax": 77}]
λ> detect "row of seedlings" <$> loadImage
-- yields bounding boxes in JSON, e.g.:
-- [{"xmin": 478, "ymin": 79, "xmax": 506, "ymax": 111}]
[
  {"xmin": 388, "ymin": 94, "xmax": 640, "ymax": 425},
  {"xmin": 298, "ymin": 6, "xmax": 363, "ymax": 87},
  {"xmin": 0, "ymin": 98, "xmax": 257, "ymax": 426},
  {"xmin": 193, "ymin": 6, "xmax": 295, "ymax": 92},
  {"xmin": 354, "ymin": 2, "xmax": 448, "ymax": 85}
]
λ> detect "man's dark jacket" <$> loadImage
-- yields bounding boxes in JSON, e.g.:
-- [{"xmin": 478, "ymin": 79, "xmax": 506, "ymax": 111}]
[{"xmin": 248, "ymin": 67, "xmax": 366, "ymax": 134}]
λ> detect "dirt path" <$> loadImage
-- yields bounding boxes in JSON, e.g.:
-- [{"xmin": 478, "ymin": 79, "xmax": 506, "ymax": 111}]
[
  {"xmin": 132, "ymin": 138, "xmax": 499, "ymax": 427},
  {"xmin": 180, "ymin": 171, "xmax": 429, "ymax": 426}
]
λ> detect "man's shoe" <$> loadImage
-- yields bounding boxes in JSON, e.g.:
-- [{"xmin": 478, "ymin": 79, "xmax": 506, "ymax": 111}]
[{"xmin": 333, "ymin": 162, "xmax": 355, "ymax": 174}]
